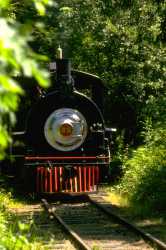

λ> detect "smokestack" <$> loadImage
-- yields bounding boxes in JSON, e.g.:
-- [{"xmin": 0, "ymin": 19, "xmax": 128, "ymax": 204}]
[{"xmin": 53, "ymin": 47, "xmax": 74, "ymax": 93}]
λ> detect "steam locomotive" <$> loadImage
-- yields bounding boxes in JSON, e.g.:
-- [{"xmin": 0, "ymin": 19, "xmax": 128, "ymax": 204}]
[{"xmin": 11, "ymin": 55, "xmax": 111, "ymax": 194}]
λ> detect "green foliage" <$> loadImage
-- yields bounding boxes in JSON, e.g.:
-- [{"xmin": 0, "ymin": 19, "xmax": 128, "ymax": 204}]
[
  {"xmin": 0, "ymin": 190, "xmax": 40, "ymax": 249},
  {"xmin": 19, "ymin": 0, "xmax": 165, "ymax": 145},
  {"xmin": 109, "ymin": 132, "xmax": 131, "ymax": 183},
  {"xmin": 1, "ymin": 0, "xmax": 165, "ymax": 214},
  {"xmin": 0, "ymin": 0, "xmax": 51, "ymax": 159},
  {"xmin": 111, "ymin": 88, "xmax": 165, "ymax": 209},
  {"xmin": 117, "ymin": 127, "xmax": 166, "ymax": 211}
]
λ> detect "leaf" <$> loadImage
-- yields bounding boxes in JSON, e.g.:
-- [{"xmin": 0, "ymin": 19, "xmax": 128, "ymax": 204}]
[
  {"xmin": 0, "ymin": 75, "xmax": 23, "ymax": 94},
  {"xmin": 32, "ymin": 65, "xmax": 50, "ymax": 87},
  {"xmin": 34, "ymin": 2, "xmax": 45, "ymax": 16},
  {"xmin": 0, "ymin": 125, "xmax": 10, "ymax": 149},
  {"xmin": 0, "ymin": 0, "xmax": 10, "ymax": 9},
  {"xmin": 18, "ymin": 222, "xmax": 31, "ymax": 233}
]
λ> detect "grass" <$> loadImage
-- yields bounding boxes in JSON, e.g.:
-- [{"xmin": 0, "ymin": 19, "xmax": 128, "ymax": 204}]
[
  {"xmin": 0, "ymin": 178, "xmax": 75, "ymax": 250},
  {"xmin": 104, "ymin": 188, "xmax": 166, "ymax": 243},
  {"xmin": 92, "ymin": 246, "xmax": 102, "ymax": 250},
  {"xmin": 0, "ymin": 187, "xmax": 45, "ymax": 249}
]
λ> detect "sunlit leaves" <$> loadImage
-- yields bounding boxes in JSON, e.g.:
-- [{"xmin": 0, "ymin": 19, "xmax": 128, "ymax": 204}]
[
  {"xmin": 35, "ymin": 2, "xmax": 47, "ymax": 16},
  {"xmin": 34, "ymin": 0, "xmax": 53, "ymax": 15},
  {"xmin": 119, "ymin": 140, "xmax": 166, "ymax": 210},
  {"xmin": 0, "ymin": 75, "xmax": 22, "ymax": 94},
  {"xmin": 0, "ymin": 191, "xmax": 33, "ymax": 248},
  {"xmin": 104, "ymin": 19, "xmax": 118, "ymax": 34},
  {"xmin": 0, "ymin": 1, "xmax": 52, "ymax": 158},
  {"xmin": 0, "ymin": 125, "xmax": 11, "ymax": 160},
  {"xmin": 0, "ymin": 0, "xmax": 10, "ymax": 10},
  {"xmin": 0, "ymin": 18, "xmax": 50, "ymax": 85},
  {"xmin": 60, "ymin": 6, "xmax": 74, "ymax": 17},
  {"xmin": 31, "ymin": 64, "xmax": 49, "ymax": 87}
]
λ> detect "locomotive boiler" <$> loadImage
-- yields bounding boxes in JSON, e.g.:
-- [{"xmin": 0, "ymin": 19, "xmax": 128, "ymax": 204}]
[{"xmin": 12, "ymin": 54, "xmax": 111, "ymax": 194}]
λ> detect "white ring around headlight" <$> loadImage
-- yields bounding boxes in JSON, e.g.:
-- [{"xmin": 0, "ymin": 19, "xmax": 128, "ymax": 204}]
[{"xmin": 44, "ymin": 108, "xmax": 88, "ymax": 151}]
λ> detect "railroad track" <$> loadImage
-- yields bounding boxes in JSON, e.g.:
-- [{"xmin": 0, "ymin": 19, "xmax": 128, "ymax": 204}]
[
  {"xmin": 9, "ymin": 204, "xmax": 76, "ymax": 250},
  {"xmin": 41, "ymin": 194, "xmax": 166, "ymax": 250}
]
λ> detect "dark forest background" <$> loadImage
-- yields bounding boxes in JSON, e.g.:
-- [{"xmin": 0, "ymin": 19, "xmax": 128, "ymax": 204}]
[{"xmin": 0, "ymin": 0, "xmax": 166, "ymax": 211}]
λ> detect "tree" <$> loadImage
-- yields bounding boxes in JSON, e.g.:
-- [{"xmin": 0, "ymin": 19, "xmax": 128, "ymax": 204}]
[
  {"xmin": 11, "ymin": 0, "xmax": 166, "ymax": 145},
  {"xmin": 56, "ymin": 0, "xmax": 166, "ymax": 144},
  {"xmin": 0, "ymin": 0, "xmax": 52, "ymax": 159}
]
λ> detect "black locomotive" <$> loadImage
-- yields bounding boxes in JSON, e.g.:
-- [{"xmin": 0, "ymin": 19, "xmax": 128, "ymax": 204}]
[{"xmin": 11, "ymin": 56, "xmax": 111, "ymax": 194}]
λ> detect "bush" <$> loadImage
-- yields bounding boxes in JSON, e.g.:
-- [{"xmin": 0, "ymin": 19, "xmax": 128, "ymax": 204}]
[
  {"xmin": 118, "ymin": 129, "xmax": 166, "ymax": 211},
  {"xmin": 109, "ymin": 132, "xmax": 131, "ymax": 183},
  {"xmin": 0, "ymin": 190, "xmax": 37, "ymax": 250}
]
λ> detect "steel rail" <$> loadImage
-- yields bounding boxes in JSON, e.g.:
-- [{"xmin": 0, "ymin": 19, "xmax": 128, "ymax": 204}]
[
  {"xmin": 87, "ymin": 195, "xmax": 166, "ymax": 250},
  {"xmin": 41, "ymin": 199, "xmax": 91, "ymax": 250}
]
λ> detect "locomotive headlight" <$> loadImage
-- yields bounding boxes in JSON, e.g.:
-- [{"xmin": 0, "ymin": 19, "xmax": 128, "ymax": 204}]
[
  {"xmin": 44, "ymin": 108, "xmax": 87, "ymax": 151},
  {"xmin": 59, "ymin": 122, "xmax": 73, "ymax": 137}
]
